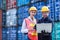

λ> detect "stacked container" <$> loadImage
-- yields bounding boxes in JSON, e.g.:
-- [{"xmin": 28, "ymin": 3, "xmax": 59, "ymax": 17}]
[
  {"xmin": 0, "ymin": 0, "xmax": 2, "ymax": 9},
  {"xmin": 17, "ymin": 6, "xmax": 29, "ymax": 26},
  {"xmin": 54, "ymin": 22, "xmax": 60, "ymax": 40},
  {"xmin": 47, "ymin": 0, "xmax": 60, "ymax": 40},
  {"xmin": 2, "ymin": 10, "xmax": 6, "ymax": 27},
  {"xmin": 17, "ymin": 0, "xmax": 30, "ymax": 7},
  {"xmin": 6, "ymin": 0, "xmax": 17, "ymax": 40},
  {"xmin": 17, "ymin": 0, "xmax": 30, "ymax": 40},
  {"xmin": 47, "ymin": 0, "xmax": 55, "ymax": 40},
  {"xmin": 47, "ymin": 0, "xmax": 55, "ymax": 21},
  {"xmin": 54, "ymin": 0, "xmax": 60, "ymax": 40},
  {"xmin": 2, "ymin": 28, "xmax": 7, "ymax": 40},
  {"xmin": 47, "ymin": 0, "xmax": 60, "ymax": 21},
  {"xmin": 17, "ymin": 27, "xmax": 23, "ymax": 40},
  {"xmin": 0, "ymin": 10, "xmax": 2, "ymax": 40},
  {"xmin": 6, "ymin": 8, "xmax": 17, "ymax": 26},
  {"xmin": 17, "ymin": 5, "xmax": 29, "ymax": 40},
  {"xmin": 0, "ymin": 1, "xmax": 3, "ymax": 40},
  {"xmin": 2, "ymin": 0, "xmax": 6, "ymax": 10},
  {"xmin": 6, "ymin": 8, "xmax": 17, "ymax": 40},
  {"xmin": 55, "ymin": 0, "xmax": 60, "ymax": 21},
  {"xmin": 6, "ymin": 0, "xmax": 16, "ymax": 10},
  {"xmin": 6, "ymin": 27, "xmax": 17, "ymax": 40},
  {"xmin": 2, "ymin": 10, "xmax": 6, "ymax": 40}
]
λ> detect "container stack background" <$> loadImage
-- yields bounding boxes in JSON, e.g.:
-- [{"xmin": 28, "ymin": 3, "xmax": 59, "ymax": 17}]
[{"xmin": 0, "ymin": 0, "xmax": 60, "ymax": 40}]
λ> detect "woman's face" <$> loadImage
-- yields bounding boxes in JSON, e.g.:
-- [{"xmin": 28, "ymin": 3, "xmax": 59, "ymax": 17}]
[{"xmin": 29, "ymin": 10, "xmax": 36, "ymax": 16}]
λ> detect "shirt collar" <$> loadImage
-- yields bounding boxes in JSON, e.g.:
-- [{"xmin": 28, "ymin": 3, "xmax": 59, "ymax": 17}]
[{"xmin": 28, "ymin": 16, "xmax": 36, "ymax": 24}]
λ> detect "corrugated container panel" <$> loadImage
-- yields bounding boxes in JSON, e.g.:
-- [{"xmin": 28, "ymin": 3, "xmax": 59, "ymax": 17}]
[
  {"xmin": 47, "ymin": 0, "xmax": 60, "ymax": 40},
  {"xmin": 47, "ymin": 0, "xmax": 55, "ymax": 21},
  {"xmin": 6, "ymin": 0, "xmax": 16, "ymax": 10},
  {"xmin": 0, "ymin": 10, "xmax": 2, "ymax": 40},
  {"xmin": 17, "ymin": 26, "xmax": 28, "ymax": 40},
  {"xmin": 0, "ymin": 10, "xmax": 2, "ymax": 27},
  {"xmin": 52, "ymin": 23, "xmax": 56, "ymax": 40},
  {"xmin": 6, "ymin": 8, "xmax": 17, "ymax": 26},
  {"xmin": 2, "ymin": 28, "xmax": 7, "ymax": 40},
  {"xmin": 55, "ymin": 0, "xmax": 60, "ymax": 21},
  {"xmin": 2, "ymin": 0, "xmax": 6, "ymax": 10},
  {"xmin": 47, "ymin": 0, "xmax": 55, "ymax": 40},
  {"xmin": 17, "ymin": 6, "xmax": 29, "ymax": 25},
  {"xmin": 6, "ymin": 27, "xmax": 17, "ymax": 40},
  {"xmin": 54, "ymin": 22, "xmax": 60, "ymax": 40},
  {"xmin": 47, "ymin": 0, "xmax": 60, "ymax": 21},
  {"xmin": 18, "ymin": 27, "xmax": 23, "ymax": 40},
  {"xmin": 31, "ymin": 0, "xmax": 41, "ymax": 3},
  {"xmin": 17, "ymin": 0, "xmax": 30, "ymax": 7},
  {"xmin": 0, "ymin": 0, "xmax": 2, "ymax": 8},
  {"xmin": 22, "ymin": 34, "xmax": 28, "ymax": 40},
  {"xmin": 2, "ymin": 10, "xmax": 6, "ymax": 26}
]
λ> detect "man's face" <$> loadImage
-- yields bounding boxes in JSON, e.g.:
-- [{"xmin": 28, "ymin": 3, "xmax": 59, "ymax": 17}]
[
  {"xmin": 29, "ymin": 10, "xmax": 36, "ymax": 16},
  {"xmin": 42, "ymin": 11, "xmax": 49, "ymax": 18}
]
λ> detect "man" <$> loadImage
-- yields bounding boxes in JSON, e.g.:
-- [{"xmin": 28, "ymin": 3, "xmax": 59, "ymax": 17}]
[{"xmin": 38, "ymin": 6, "xmax": 52, "ymax": 40}]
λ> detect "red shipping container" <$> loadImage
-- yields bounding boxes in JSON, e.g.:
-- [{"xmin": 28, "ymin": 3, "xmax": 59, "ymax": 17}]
[
  {"xmin": 0, "ymin": 10, "xmax": 2, "ymax": 40},
  {"xmin": 6, "ymin": 0, "xmax": 16, "ymax": 10}
]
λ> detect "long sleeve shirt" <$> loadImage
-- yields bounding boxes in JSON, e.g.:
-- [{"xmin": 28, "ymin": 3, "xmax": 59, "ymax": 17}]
[{"xmin": 21, "ymin": 16, "xmax": 36, "ymax": 33}]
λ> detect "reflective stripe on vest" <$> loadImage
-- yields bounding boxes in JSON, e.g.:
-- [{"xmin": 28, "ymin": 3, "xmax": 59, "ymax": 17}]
[{"xmin": 25, "ymin": 18, "xmax": 35, "ymax": 29}]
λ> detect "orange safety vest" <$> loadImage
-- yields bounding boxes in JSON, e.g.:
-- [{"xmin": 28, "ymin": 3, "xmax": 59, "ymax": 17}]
[{"xmin": 25, "ymin": 18, "xmax": 38, "ymax": 40}]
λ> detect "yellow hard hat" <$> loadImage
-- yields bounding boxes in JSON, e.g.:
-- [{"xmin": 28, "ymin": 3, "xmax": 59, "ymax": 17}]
[
  {"xmin": 29, "ymin": 6, "xmax": 37, "ymax": 11},
  {"xmin": 41, "ymin": 6, "xmax": 49, "ymax": 12}
]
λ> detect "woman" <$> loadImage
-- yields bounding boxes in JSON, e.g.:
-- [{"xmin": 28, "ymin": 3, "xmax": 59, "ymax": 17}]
[{"xmin": 21, "ymin": 6, "xmax": 38, "ymax": 40}]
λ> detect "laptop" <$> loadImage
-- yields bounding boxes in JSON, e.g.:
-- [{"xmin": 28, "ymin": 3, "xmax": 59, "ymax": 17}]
[{"xmin": 36, "ymin": 23, "xmax": 52, "ymax": 33}]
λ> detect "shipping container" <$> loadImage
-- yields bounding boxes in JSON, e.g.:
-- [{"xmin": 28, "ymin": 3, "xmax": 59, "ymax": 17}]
[
  {"xmin": 2, "ymin": 28, "xmax": 7, "ymax": 40},
  {"xmin": 2, "ymin": 10, "xmax": 6, "ymax": 27},
  {"xmin": 2, "ymin": 0, "xmax": 6, "ymax": 10},
  {"xmin": 53, "ymin": 22, "xmax": 60, "ymax": 40},
  {"xmin": 0, "ymin": 0, "xmax": 2, "ymax": 9},
  {"xmin": 47, "ymin": 0, "xmax": 60, "ymax": 40},
  {"xmin": 47, "ymin": 0, "xmax": 55, "ymax": 40},
  {"xmin": 31, "ymin": 0, "xmax": 44, "ymax": 3},
  {"xmin": 47, "ymin": 0, "xmax": 55, "ymax": 21},
  {"xmin": 47, "ymin": 0, "xmax": 60, "ymax": 21},
  {"xmin": 17, "ymin": 27, "xmax": 28, "ymax": 40},
  {"xmin": 17, "ymin": 6, "xmax": 29, "ymax": 26},
  {"xmin": 0, "ymin": 10, "xmax": 2, "ymax": 27},
  {"xmin": 17, "ymin": 0, "xmax": 30, "ymax": 7},
  {"xmin": 55, "ymin": 0, "xmax": 60, "ymax": 21},
  {"xmin": 6, "ymin": 8, "xmax": 17, "ymax": 26},
  {"xmin": 6, "ymin": 0, "xmax": 16, "ymax": 10},
  {"xmin": 0, "ymin": 10, "xmax": 2, "ymax": 40},
  {"xmin": 6, "ymin": 27, "xmax": 17, "ymax": 40},
  {"xmin": 17, "ymin": 27, "xmax": 22, "ymax": 40}
]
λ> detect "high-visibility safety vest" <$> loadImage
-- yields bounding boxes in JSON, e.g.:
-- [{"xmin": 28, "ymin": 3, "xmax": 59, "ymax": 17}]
[{"xmin": 25, "ymin": 18, "xmax": 38, "ymax": 40}]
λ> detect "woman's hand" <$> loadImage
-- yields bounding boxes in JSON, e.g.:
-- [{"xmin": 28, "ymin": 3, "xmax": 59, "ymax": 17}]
[{"xmin": 28, "ymin": 29, "xmax": 35, "ymax": 32}]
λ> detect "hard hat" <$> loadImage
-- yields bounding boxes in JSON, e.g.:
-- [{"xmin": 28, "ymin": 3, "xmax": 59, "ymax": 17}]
[
  {"xmin": 41, "ymin": 6, "xmax": 49, "ymax": 12},
  {"xmin": 29, "ymin": 6, "xmax": 37, "ymax": 11}
]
